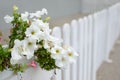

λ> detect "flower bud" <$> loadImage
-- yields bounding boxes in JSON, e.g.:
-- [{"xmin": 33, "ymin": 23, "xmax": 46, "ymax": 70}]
[{"xmin": 13, "ymin": 5, "xmax": 18, "ymax": 11}]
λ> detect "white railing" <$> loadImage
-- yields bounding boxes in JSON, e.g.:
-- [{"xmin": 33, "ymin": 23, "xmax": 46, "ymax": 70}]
[{"xmin": 52, "ymin": 2, "xmax": 120, "ymax": 80}]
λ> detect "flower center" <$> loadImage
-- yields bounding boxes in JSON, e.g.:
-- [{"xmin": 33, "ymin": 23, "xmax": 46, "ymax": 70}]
[
  {"xmin": 28, "ymin": 42, "xmax": 32, "ymax": 46},
  {"xmin": 56, "ymin": 49, "xmax": 60, "ymax": 54},
  {"xmin": 31, "ymin": 31, "xmax": 35, "ymax": 35},
  {"xmin": 68, "ymin": 52, "xmax": 73, "ymax": 57}
]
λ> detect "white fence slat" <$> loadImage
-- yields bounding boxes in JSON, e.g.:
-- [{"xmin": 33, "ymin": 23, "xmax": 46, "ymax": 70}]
[
  {"xmin": 62, "ymin": 23, "xmax": 71, "ymax": 80},
  {"xmin": 100, "ymin": 9, "xmax": 108, "ymax": 62},
  {"xmin": 106, "ymin": 4, "xmax": 118, "ymax": 62},
  {"xmin": 87, "ymin": 15, "xmax": 93, "ymax": 80},
  {"xmin": 52, "ymin": 27, "xmax": 62, "ymax": 39},
  {"xmin": 71, "ymin": 20, "xmax": 79, "ymax": 80},
  {"xmin": 78, "ymin": 18, "xmax": 84, "ymax": 80},
  {"xmin": 92, "ymin": 12, "xmax": 99, "ymax": 80},
  {"xmin": 83, "ymin": 17, "xmax": 89, "ymax": 80},
  {"xmin": 52, "ymin": 27, "xmax": 62, "ymax": 80},
  {"xmin": 106, "ymin": 7, "xmax": 113, "ymax": 61},
  {"xmin": 93, "ymin": 10, "xmax": 107, "ymax": 70}
]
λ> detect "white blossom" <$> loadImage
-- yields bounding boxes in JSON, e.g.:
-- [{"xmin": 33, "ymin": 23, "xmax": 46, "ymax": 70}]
[
  {"xmin": 10, "ymin": 58, "xmax": 19, "ymax": 65},
  {"xmin": 10, "ymin": 39, "xmax": 24, "ymax": 64},
  {"xmin": 48, "ymin": 36, "xmax": 62, "ymax": 46},
  {"xmin": 35, "ymin": 11, "xmax": 42, "ymax": 17},
  {"xmin": 30, "ymin": 19, "xmax": 51, "ymax": 41},
  {"xmin": 42, "ymin": 8, "xmax": 48, "ymax": 15},
  {"xmin": 29, "ymin": 13, "xmax": 36, "ymax": 18},
  {"xmin": 30, "ymin": 11, "xmax": 41, "ymax": 18},
  {"xmin": 21, "ymin": 12, "xmax": 29, "ymax": 22},
  {"xmin": 4, "ymin": 15, "xmax": 14, "ymax": 23},
  {"xmin": 55, "ymin": 56, "xmax": 68, "ymax": 68},
  {"xmin": 24, "ymin": 37, "xmax": 38, "ymax": 50},
  {"xmin": 51, "ymin": 46, "xmax": 65, "ymax": 59},
  {"xmin": 25, "ymin": 25, "xmax": 41, "ymax": 40},
  {"xmin": 29, "ymin": 8, "xmax": 47, "ymax": 18},
  {"xmin": 10, "ymin": 39, "xmax": 35, "ymax": 65},
  {"xmin": 33, "ymin": 19, "xmax": 50, "ymax": 32},
  {"xmin": 64, "ymin": 46, "xmax": 78, "ymax": 63}
]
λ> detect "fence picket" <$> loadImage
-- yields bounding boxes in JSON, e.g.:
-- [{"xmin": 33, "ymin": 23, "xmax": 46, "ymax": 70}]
[
  {"xmin": 83, "ymin": 17, "xmax": 89, "ymax": 80},
  {"xmin": 62, "ymin": 23, "xmax": 71, "ymax": 80},
  {"xmin": 71, "ymin": 20, "xmax": 79, "ymax": 80},
  {"xmin": 78, "ymin": 19, "xmax": 84, "ymax": 80},
  {"xmin": 45, "ymin": 3, "xmax": 120, "ymax": 80},
  {"xmin": 87, "ymin": 15, "xmax": 93, "ymax": 80},
  {"xmin": 52, "ymin": 27, "xmax": 62, "ymax": 80}
]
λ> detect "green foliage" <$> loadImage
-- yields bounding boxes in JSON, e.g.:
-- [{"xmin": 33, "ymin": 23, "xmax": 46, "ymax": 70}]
[
  {"xmin": 0, "ymin": 45, "xmax": 11, "ymax": 71},
  {"xmin": 9, "ymin": 11, "xmax": 29, "ymax": 48},
  {"xmin": 35, "ymin": 47, "xmax": 57, "ymax": 70},
  {"xmin": 0, "ymin": 8, "xmax": 29, "ymax": 72},
  {"xmin": 11, "ymin": 64, "xmax": 27, "ymax": 74}
]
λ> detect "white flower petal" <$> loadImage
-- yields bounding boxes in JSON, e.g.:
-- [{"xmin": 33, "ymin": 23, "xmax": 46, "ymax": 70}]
[
  {"xmin": 42, "ymin": 8, "xmax": 48, "ymax": 15},
  {"xmin": 4, "ymin": 15, "xmax": 14, "ymax": 23},
  {"xmin": 55, "ymin": 60, "xmax": 64, "ymax": 68},
  {"xmin": 25, "ymin": 25, "xmax": 41, "ymax": 40},
  {"xmin": 21, "ymin": 12, "xmax": 29, "ymax": 22}
]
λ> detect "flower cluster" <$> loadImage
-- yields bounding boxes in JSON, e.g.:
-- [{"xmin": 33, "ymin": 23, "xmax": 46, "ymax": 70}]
[{"xmin": 0, "ymin": 6, "xmax": 78, "ymax": 73}]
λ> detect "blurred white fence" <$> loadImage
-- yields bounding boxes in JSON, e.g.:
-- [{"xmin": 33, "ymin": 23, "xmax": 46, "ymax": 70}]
[{"xmin": 52, "ymin": 2, "xmax": 120, "ymax": 80}]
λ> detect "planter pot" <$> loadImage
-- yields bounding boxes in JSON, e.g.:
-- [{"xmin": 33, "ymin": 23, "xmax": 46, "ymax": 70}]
[{"xmin": 0, "ymin": 67, "xmax": 53, "ymax": 80}]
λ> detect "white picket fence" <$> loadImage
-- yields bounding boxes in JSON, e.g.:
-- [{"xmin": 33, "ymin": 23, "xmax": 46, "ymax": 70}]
[{"xmin": 52, "ymin": 2, "xmax": 120, "ymax": 80}]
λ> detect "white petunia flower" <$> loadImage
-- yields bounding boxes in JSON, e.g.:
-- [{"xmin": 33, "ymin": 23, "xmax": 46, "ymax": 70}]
[
  {"xmin": 10, "ymin": 39, "xmax": 24, "ymax": 64},
  {"xmin": 29, "ymin": 13, "xmax": 36, "ymax": 18},
  {"xmin": 32, "ymin": 19, "xmax": 50, "ymax": 32},
  {"xmin": 21, "ymin": 12, "xmax": 29, "ymax": 22},
  {"xmin": 4, "ymin": 15, "xmax": 14, "ymax": 23},
  {"xmin": 64, "ymin": 46, "xmax": 78, "ymax": 63},
  {"xmin": 10, "ymin": 39, "xmax": 35, "ymax": 65},
  {"xmin": 25, "ymin": 25, "xmax": 41, "ymax": 40},
  {"xmin": 30, "ymin": 8, "xmax": 47, "ymax": 18},
  {"xmin": 51, "ymin": 46, "xmax": 65, "ymax": 59},
  {"xmin": 42, "ymin": 39, "xmax": 50, "ymax": 49},
  {"xmin": 55, "ymin": 56, "xmax": 68, "ymax": 68},
  {"xmin": 24, "ymin": 37, "xmax": 38, "ymax": 50},
  {"xmin": 30, "ymin": 19, "xmax": 51, "ymax": 41},
  {"xmin": 22, "ymin": 47, "xmax": 34, "ymax": 59},
  {"xmin": 42, "ymin": 36, "xmax": 62, "ymax": 50},
  {"xmin": 42, "ymin": 8, "xmax": 48, "ymax": 15},
  {"xmin": 48, "ymin": 36, "xmax": 62, "ymax": 46},
  {"xmin": 30, "ymin": 12, "xmax": 41, "ymax": 18},
  {"xmin": 35, "ymin": 11, "xmax": 43, "ymax": 17},
  {"xmin": 10, "ymin": 58, "xmax": 19, "ymax": 65}
]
